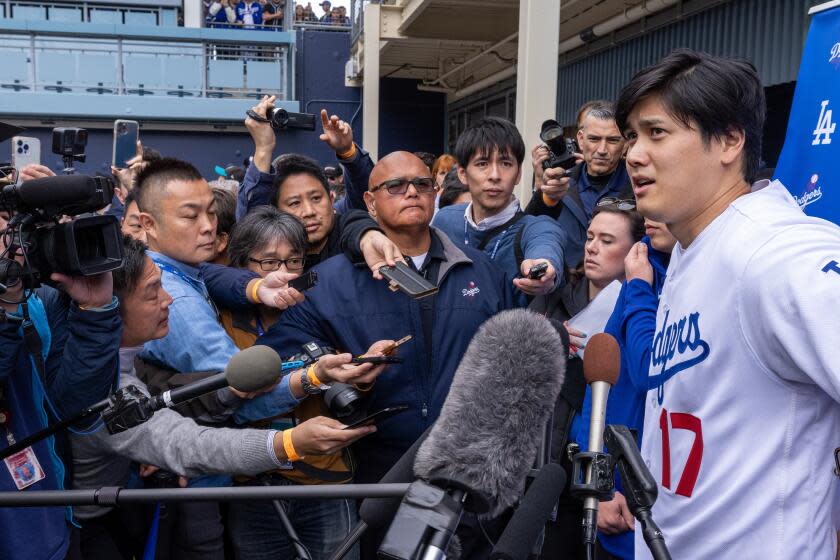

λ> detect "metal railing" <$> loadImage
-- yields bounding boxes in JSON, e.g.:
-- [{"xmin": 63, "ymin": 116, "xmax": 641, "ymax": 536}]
[
  {"xmin": 3, "ymin": 0, "xmax": 180, "ymax": 25},
  {"xmin": 0, "ymin": 34, "xmax": 290, "ymax": 99}
]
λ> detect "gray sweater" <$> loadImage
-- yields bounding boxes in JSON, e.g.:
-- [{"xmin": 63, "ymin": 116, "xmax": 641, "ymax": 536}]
[{"xmin": 70, "ymin": 347, "xmax": 283, "ymax": 520}]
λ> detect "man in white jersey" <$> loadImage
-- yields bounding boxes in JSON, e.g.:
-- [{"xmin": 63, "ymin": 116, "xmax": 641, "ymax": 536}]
[{"xmin": 614, "ymin": 49, "xmax": 840, "ymax": 559}]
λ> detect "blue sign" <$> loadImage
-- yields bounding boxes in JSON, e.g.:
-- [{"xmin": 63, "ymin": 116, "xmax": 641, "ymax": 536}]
[{"xmin": 774, "ymin": 3, "xmax": 840, "ymax": 224}]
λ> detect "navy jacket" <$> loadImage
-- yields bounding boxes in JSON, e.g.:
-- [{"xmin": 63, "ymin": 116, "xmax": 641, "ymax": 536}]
[
  {"xmin": 0, "ymin": 288, "xmax": 121, "ymax": 560},
  {"xmin": 257, "ymin": 229, "xmax": 516, "ymax": 479},
  {"xmin": 525, "ymin": 162, "xmax": 631, "ymax": 268}
]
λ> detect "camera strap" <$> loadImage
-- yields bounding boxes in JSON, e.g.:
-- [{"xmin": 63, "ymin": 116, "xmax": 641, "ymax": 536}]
[
  {"xmin": 246, "ymin": 109, "xmax": 271, "ymax": 124},
  {"xmin": 20, "ymin": 303, "xmax": 46, "ymax": 383}
]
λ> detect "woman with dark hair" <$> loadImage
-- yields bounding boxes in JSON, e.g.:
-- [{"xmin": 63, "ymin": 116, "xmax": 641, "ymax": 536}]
[{"xmin": 437, "ymin": 167, "xmax": 471, "ymax": 210}]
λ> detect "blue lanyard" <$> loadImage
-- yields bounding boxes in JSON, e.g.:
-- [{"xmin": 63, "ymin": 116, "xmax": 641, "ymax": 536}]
[
  {"xmin": 464, "ymin": 220, "xmax": 508, "ymax": 261},
  {"xmin": 152, "ymin": 258, "xmax": 218, "ymax": 316}
]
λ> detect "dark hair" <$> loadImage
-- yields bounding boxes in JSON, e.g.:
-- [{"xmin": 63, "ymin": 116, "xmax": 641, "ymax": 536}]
[
  {"xmin": 124, "ymin": 189, "xmax": 138, "ymax": 209},
  {"xmin": 134, "ymin": 157, "xmax": 204, "ymax": 217},
  {"xmin": 591, "ymin": 206, "xmax": 645, "ymax": 243},
  {"xmin": 615, "ymin": 49, "xmax": 765, "ymax": 183},
  {"xmin": 272, "ymin": 154, "xmax": 330, "ymax": 201},
  {"xmin": 142, "ymin": 146, "xmax": 162, "ymax": 162},
  {"xmin": 113, "ymin": 235, "xmax": 149, "ymax": 299},
  {"xmin": 413, "ymin": 151, "xmax": 436, "ymax": 171},
  {"xmin": 438, "ymin": 168, "xmax": 469, "ymax": 209},
  {"xmin": 212, "ymin": 188, "xmax": 236, "ymax": 237},
  {"xmin": 455, "ymin": 116, "xmax": 525, "ymax": 168},
  {"xmin": 227, "ymin": 206, "xmax": 308, "ymax": 268}
]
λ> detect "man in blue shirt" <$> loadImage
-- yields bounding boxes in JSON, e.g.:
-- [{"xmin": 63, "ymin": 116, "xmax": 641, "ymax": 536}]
[
  {"xmin": 431, "ymin": 116, "xmax": 568, "ymax": 305},
  {"xmin": 526, "ymin": 101, "xmax": 632, "ymax": 268}
]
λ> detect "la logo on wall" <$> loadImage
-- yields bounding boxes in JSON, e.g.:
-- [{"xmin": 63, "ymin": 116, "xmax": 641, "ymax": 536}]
[
  {"xmin": 797, "ymin": 173, "xmax": 823, "ymax": 208},
  {"xmin": 813, "ymin": 100, "xmax": 836, "ymax": 145},
  {"xmin": 831, "ymin": 42, "xmax": 840, "ymax": 67}
]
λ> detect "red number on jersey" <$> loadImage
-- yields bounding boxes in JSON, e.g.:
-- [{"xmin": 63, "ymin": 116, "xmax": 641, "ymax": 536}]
[{"xmin": 659, "ymin": 408, "xmax": 703, "ymax": 497}]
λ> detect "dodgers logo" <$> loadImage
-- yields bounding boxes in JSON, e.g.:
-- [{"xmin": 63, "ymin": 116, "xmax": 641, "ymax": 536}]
[
  {"xmin": 461, "ymin": 281, "xmax": 480, "ymax": 297},
  {"xmin": 649, "ymin": 309, "xmax": 711, "ymax": 404},
  {"xmin": 831, "ymin": 42, "xmax": 840, "ymax": 67},
  {"xmin": 796, "ymin": 173, "xmax": 824, "ymax": 208}
]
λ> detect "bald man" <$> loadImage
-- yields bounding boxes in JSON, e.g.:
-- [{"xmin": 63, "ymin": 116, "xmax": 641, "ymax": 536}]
[{"xmin": 259, "ymin": 150, "xmax": 515, "ymax": 473}]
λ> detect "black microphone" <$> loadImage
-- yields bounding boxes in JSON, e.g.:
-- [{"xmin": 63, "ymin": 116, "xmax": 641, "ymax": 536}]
[
  {"xmin": 412, "ymin": 308, "xmax": 567, "ymax": 517},
  {"xmin": 102, "ymin": 345, "xmax": 283, "ymax": 434},
  {"xmin": 5, "ymin": 174, "xmax": 114, "ymax": 216},
  {"xmin": 150, "ymin": 344, "xmax": 283, "ymax": 410},
  {"xmin": 580, "ymin": 333, "xmax": 621, "ymax": 553},
  {"xmin": 489, "ymin": 463, "xmax": 567, "ymax": 560}
]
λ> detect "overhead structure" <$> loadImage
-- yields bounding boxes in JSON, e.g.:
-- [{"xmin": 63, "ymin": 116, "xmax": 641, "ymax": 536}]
[{"xmin": 349, "ymin": 0, "xmax": 709, "ymax": 166}]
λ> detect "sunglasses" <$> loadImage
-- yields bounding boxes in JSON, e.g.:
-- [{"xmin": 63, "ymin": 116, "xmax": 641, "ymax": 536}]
[
  {"xmin": 596, "ymin": 197, "xmax": 636, "ymax": 211},
  {"xmin": 371, "ymin": 177, "xmax": 436, "ymax": 196}
]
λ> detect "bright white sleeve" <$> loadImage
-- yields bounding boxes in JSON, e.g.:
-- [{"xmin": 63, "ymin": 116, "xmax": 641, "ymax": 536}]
[{"xmin": 738, "ymin": 222, "xmax": 840, "ymax": 403}]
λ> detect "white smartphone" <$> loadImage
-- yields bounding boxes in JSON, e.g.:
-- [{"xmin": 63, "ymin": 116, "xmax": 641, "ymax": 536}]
[
  {"xmin": 11, "ymin": 136, "xmax": 40, "ymax": 184},
  {"xmin": 112, "ymin": 120, "xmax": 140, "ymax": 169}
]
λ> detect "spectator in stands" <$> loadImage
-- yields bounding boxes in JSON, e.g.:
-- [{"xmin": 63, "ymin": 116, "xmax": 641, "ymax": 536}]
[
  {"xmin": 210, "ymin": 188, "xmax": 236, "ymax": 265},
  {"xmin": 294, "ymin": 3, "xmax": 304, "ymax": 21},
  {"xmin": 432, "ymin": 117, "xmax": 568, "ymax": 303},
  {"xmin": 262, "ymin": 0, "xmax": 285, "ymax": 27},
  {"xmin": 318, "ymin": 0, "xmax": 331, "ymax": 21},
  {"xmin": 206, "ymin": 0, "xmax": 236, "ymax": 27},
  {"xmin": 235, "ymin": 0, "xmax": 263, "ymax": 28},
  {"xmin": 121, "ymin": 191, "xmax": 146, "ymax": 244},
  {"xmin": 258, "ymin": 150, "xmax": 516, "ymax": 557},
  {"xmin": 303, "ymin": 3, "xmax": 317, "ymax": 21},
  {"xmin": 437, "ymin": 167, "xmax": 470, "ymax": 210},
  {"xmin": 526, "ymin": 100, "xmax": 632, "ymax": 268},
  {"xmin": 337, "ymin": 5, "xmax": 348, "ymax": 23}
]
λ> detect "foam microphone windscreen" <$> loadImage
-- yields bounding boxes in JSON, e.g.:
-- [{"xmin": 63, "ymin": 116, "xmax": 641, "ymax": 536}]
[
  {"xmin": 413, "ymin": 309, "xmax": 566, "ymax": 518},
  {"xmin": 224, "ymin": 345, "xmax": 283, "ymax": 392},
  {"xmin": 489, "ymin": 462, "xmax": 567, "ymax": 560},
  {"xmin": 582, "ymin": 333, "xmax": 621, "ymax": 386}
]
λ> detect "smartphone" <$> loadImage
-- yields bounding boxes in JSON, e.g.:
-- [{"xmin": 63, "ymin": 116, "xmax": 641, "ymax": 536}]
[
  {"xmin": 11, "ymin": 136, "xmax": 40, "ymax": 184},
  {"xmin": 379, "ymin": 262, "xmax": 438, "ymax": 299},
  {"xmin": 381, "ymin": 335, "xmax": 412, "ymax": 356},
  {"xmin": 527, "ymin": 262, "xmax": 549, "ymax": 280},
  {"xmin": 350, "ymin": 355, "xmax": 403, "ymax": 365},
  {"xmin": 343, "ymin": 405, "xmax": 410, "ymax": 430},
  {"xmin": 289, "ymin": 270, "xmax": 317, "ymax": 292},
  {"xmin": 112, "ymin": 120, "xmax": 140, "ymax": 168}
]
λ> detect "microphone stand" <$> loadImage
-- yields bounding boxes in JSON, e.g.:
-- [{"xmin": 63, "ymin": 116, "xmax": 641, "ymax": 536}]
[{"xmin": 603, "ymin": 425, "xmax": 671, "ymax": 560}]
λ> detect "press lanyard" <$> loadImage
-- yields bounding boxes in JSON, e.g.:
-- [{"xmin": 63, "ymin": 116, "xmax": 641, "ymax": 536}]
[{"xmin": 153, "ymin": 259, "xmax": 219, "ymax": 316}]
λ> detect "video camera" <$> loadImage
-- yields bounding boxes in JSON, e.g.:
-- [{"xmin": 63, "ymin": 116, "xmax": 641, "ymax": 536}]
[
  {"xmin": 0, "ymin": 173, "xmax": 123, "ymax": 294},
  {"xmin": 246, "ymin": 107, "xmax": 317, "ymax": 132},
  {"xmin": 540, "ymin": 119, "xmax": 580, "ymax": 171}
]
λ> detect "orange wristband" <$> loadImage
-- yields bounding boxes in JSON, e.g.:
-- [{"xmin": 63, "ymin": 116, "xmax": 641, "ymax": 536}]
[
  {"xmin": 306, "ymin": 364, "xmax": 322, "ymax": 387},
  {"xmin": 249, "ymin": 279, "xmax": 264, "ymax": 303},
  {"xmin": 542, "ymin": 192, "xmax": 561, "ymax": 207},
  {"xmin": 282, "ymin": 429, "xmax": 303, "ymax": 462},
  {"xmin": 337, "ymin": 144, "xmax": 356, "ymax": 160}
]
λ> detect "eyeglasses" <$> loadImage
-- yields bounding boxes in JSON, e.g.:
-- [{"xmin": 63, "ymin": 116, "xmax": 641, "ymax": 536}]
[
  {"xmin": 596, "ymin": 197, "xmax": 636, "ymax": 211},
  {"xmin": 371, "ymin": 177, "xmax": 436, "ymax": 196},
  {"xmin": 249, "ymin": 256, "xmax": 305, "ymax": 272}
]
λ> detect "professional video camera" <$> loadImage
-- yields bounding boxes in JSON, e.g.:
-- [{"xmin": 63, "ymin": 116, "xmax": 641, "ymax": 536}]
[
  {"xmin": 0, "ymin": 172, "xmax": 123, "ymax": 294},
  {"xmin": 246, "ymin": 107, "xmax": 317, "ymax": 132},
  {"xmin": 540, "ymin": 119, "xmax": 580, "ymax": 171}
]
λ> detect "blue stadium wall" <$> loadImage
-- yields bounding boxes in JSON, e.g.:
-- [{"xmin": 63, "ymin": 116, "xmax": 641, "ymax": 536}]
[{"xmin": 0, "ymin": 28, "xmax": 447, "ymax": 177}]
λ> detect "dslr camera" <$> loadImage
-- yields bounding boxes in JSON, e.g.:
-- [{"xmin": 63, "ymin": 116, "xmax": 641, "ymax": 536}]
[
  {"xmin": 0, "ymin": 172, "xmax": 123, "ymax": 292},
  {"xmin": 540, "ymin": 119, "xmax": 580, "ymax": 171}
]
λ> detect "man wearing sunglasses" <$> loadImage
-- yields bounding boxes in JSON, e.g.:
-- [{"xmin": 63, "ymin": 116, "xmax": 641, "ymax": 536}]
[
  {"xmin": 526, "ymin": 101, "xmax": 633, "ymax": 269},
  {"xmin": 258, "ymin": 151, "xmax": 517, "ymax": 557},
  {"xmin": 432, "ymin": 117, "xmax": 568, "ymax": 302}
]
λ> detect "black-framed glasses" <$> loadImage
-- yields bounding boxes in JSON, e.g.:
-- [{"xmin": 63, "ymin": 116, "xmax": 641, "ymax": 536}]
[
  {"xmin": 249, "ymin": 256, "xmax": 305, "ymax": 272},
  {"xmin": 596, "ymin": 197, "xmax": 636, "ymax": 211},
  {"xmin": 371, "ymin": 176, "xmax": 436, "ymax": 195}
]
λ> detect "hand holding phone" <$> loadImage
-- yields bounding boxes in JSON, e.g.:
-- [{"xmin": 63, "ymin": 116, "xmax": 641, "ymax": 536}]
[
  {"xmin": 289, "ymin": 270, "xmax": 317, "ymax": 292},
  {"xmin": 527, "ymin": 262, "xmax": 549, "ymax": 280},
  {"xmin": 343, "ymin": 405, "xmax": 409, "ymax": 430},
  {"xmin": 350, "ymin": 355, "xmax": 403, "ymax": 365}
]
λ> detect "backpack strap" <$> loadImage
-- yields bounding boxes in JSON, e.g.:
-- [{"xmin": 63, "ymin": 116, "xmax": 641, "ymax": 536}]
[
  {"xmin": 475, "ymin": 211, "xmax": 526, "ymax": 251},
  {"xmin": 513, "ymin": 222, "xmax": 526, "ymax": 272}
]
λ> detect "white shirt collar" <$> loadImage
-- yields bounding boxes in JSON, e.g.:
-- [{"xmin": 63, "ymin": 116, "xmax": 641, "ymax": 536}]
[{"xmin": 464, "ymin": 196, "xmax": 520, "ymax": 230}]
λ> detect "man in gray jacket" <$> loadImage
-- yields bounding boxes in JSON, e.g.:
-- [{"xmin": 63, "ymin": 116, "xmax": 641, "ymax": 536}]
[{"xmin": 70, "ymin": 236, "xmax": 374, "ymax": 559}]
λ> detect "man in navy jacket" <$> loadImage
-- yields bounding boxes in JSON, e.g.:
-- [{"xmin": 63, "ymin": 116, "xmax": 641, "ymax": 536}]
[{"xmin": 0, "ymin": 250, "xmax": 120, "ymax": 560}]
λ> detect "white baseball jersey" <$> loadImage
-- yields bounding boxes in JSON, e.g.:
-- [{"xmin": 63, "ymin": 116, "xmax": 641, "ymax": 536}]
[{"xmin": 636, "ymin": 180, "xmax": 840, "ymax": 559}]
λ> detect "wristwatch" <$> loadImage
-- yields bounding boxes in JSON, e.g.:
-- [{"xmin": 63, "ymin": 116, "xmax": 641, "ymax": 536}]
[{"xmin": 299, "ymin": 366, "xmax": 328, "ymax": 395}]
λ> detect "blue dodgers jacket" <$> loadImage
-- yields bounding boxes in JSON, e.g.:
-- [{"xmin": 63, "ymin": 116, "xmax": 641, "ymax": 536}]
[
  {"xmin": 431, "ymin": 203, "xmax": 568, "ymax": 306},
  {"xmin": 0, "ymin": 288, "xmax": 121, "ymax": 560},
  {"xmin": 574, "ymin": 236, "xmax": 669, "ymax": 559},
  {"xmin": 257, "ymin": 229, "xmax": 516, "ymax": 464}
]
